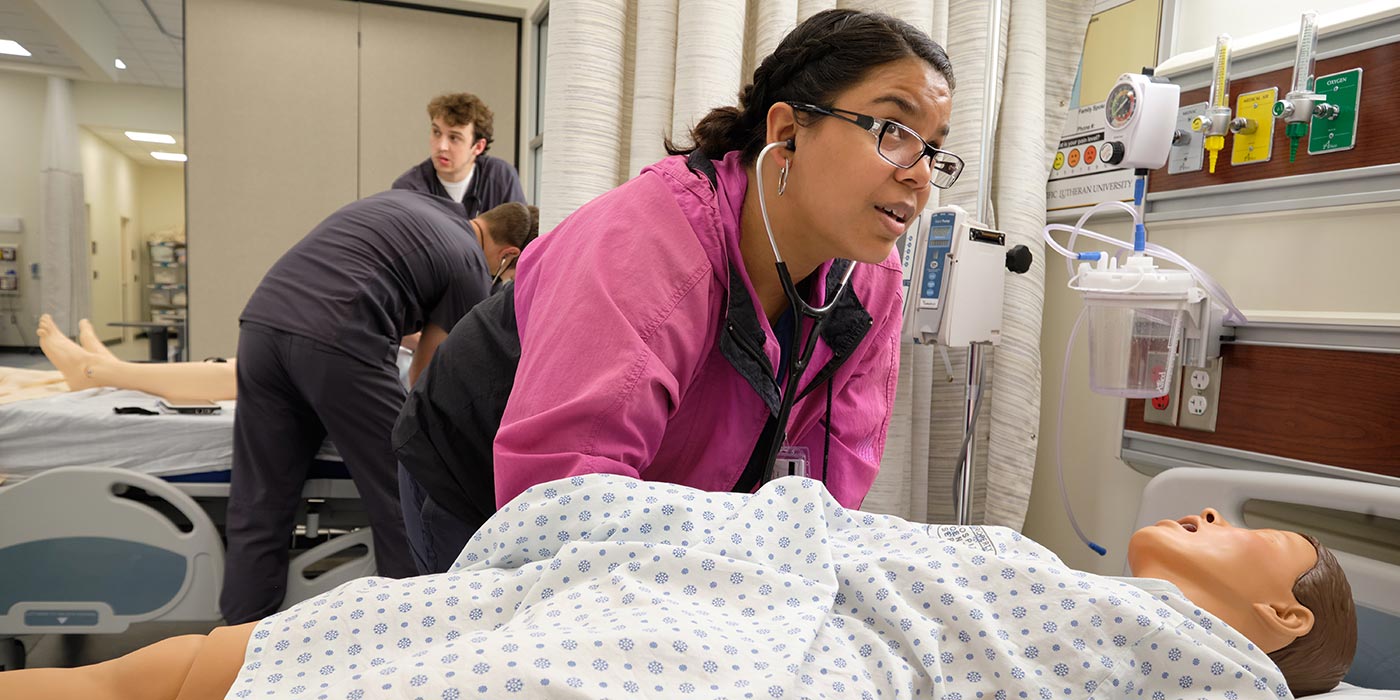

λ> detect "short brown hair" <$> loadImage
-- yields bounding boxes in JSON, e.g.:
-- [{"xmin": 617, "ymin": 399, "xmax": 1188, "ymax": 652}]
[
  {"xmin": 478, "ymin": 202, "xmax": 538, "ymax": 250},
  {"xmin": 428, "ymin": 93, "xmax": 495, "ymax": 154},
  {"xmin": 1268, "ymin": 535, "xmax": 1357, "ymax": 696}
]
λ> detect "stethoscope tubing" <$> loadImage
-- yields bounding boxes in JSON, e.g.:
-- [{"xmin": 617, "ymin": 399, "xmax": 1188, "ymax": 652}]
[{"xmin": 753, "ymin": 141, "xmax": 858, "ymax": 482}]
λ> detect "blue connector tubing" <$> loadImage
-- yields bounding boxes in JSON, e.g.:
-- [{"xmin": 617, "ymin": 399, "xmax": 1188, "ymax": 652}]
[
  {"xmin": 1077, "ymin": 252, "xmax": 1102, "ymax": 261},
  {"xmin": 1089, "ymin": 542, "xmax": 1107, "ymax": 556},
  {"xmin": 1133, "ymin": 176, "xmax": 1148, "ymax": 252}
]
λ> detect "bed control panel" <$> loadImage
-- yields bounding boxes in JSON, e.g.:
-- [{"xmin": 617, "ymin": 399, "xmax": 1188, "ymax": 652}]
[{"xmin": 24, "ymin": 609, "xmax": 100, "ymax": 627}]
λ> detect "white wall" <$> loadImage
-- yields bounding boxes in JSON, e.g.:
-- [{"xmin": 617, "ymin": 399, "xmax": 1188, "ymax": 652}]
[
  {"xmin": 139, "ymin": 166, "xmax": 185, "ymax": 235},
  {"xmin": 0, "ymin": 72, "xmax": 46, "ymax": 347},
  {"xmin": 1171, "ymin": 0, "xmax": 1386, "ymax": 55},
  {"xmin": 0, "ymin": 71, "xmax": 181, "ymax": 347},
  {"xmin": 72, "ymin": 81, "xmax": 183, "ymax": 136},
  {"xmin": 1021, "ymin": 2, "xmax": 1400, "ymax": 575},
  {"xmin": 78, "ymin": 128, "xmax": 143, "ymax": 343}
]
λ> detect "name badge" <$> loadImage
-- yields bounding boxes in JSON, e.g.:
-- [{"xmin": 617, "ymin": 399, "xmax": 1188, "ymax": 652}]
[{"xmin": 775, "ymin": 445, "xmax": 810, "ymax": 478}]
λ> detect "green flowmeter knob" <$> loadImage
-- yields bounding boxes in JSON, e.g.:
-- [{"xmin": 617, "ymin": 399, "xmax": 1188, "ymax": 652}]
[{"xmin": 1273, "ymin": 100, "xmax": 1289, "ymax": 118}]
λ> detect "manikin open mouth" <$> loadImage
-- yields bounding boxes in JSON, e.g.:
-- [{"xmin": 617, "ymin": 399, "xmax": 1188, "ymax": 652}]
[{"xmin": 1179, "ymin": 520, "xmax": 1198, "ymax": 532}]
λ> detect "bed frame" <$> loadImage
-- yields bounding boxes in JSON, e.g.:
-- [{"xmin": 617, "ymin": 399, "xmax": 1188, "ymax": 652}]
[{"xmin": 0, "ymin": 466, "xmax": 376, "ymax": 670}]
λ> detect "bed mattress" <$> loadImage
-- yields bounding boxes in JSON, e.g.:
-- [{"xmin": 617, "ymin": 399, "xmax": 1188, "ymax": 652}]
[{"xmin": 0, "ymin": 388, "xmax": 339, "ymax": 480}]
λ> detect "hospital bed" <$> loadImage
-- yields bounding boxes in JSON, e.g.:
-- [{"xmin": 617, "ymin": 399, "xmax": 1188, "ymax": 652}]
[
  {"xmin": 0, "ymin": 388, "xmax": 377, "ymax": 671},
  {"xmin": 1134, "ymin": 467, "xmax": 1400, "ymax": 697}
]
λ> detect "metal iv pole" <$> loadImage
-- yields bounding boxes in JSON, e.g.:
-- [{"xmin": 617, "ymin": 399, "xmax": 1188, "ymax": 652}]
[{"xmin": 954, "ymin": 0, "xmax": 1002, "ymax": 526}]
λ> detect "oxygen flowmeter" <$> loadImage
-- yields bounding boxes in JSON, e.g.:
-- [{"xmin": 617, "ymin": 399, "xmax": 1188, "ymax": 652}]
[
  {"xmin": 1191, "ymin": 34, "xmax": 1234, "ymax": 173},
  {"xmin": 1100, "ymin": 72, "xmax": 1180, "ymax": 170},
  {"xmin": 900, "ymin": 205, "xmax": 1031, "ymax": 347},
  {"xmin": 1273, "ymin": 11, "xmax": 1336, "ymax": 161}
]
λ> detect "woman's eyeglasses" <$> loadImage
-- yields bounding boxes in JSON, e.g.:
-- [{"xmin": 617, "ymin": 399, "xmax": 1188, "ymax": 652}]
[{"xmin": 786, "ymin": 102, "xmax": 964, "ymax": 189}]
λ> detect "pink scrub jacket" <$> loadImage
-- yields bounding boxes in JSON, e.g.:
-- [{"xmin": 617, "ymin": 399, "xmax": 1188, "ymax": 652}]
[{"xmin": 495, "ymin": 151, "xmax": 904, "ymax": 509}]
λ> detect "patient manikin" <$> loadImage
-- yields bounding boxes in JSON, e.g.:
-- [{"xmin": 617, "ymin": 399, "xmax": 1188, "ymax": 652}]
[
  {"xmin": 0, "ymin": 478, "xmax": 1357, "ymax": 699},
  {"xmin": 17, "ymin": 315, "xmax": 422, "ymax": 404},
  {"xmin": 25, "ymin": 315, "xmax": 238, "ymax": 402}
]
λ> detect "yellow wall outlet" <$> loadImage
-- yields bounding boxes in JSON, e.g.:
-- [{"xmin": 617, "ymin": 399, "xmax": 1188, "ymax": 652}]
[{"xmin": 1231, "ymin": 87, "xmax": 1277, "ymax": 166}]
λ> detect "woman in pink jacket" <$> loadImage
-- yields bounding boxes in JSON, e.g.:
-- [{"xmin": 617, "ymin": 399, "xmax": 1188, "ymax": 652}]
[{"xmin": 393, "ymin": 8, "xmax": 963, "ymax": 574}]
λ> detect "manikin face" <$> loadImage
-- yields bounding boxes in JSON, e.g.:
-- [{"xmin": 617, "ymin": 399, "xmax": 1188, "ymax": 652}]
[
  {"xmin": 430, "ymin": 117, "xmax": 485, "ymax": 183},
  {"xmin": 1128, "ymin": 508, "xmax": 1318, "ymax": 652},
  {"xmin": 774, "ymin": 57, "xmax": 953, "ymax": 266}
]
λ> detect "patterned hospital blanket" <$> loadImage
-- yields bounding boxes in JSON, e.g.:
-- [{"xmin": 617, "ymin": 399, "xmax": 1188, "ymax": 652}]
[{"xmin": 230, "ymin": 476, "xmax": 1291, "ymax": 699}]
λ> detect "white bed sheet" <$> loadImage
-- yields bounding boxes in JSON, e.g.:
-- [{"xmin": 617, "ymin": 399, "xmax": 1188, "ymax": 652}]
[
  {"xmin": 0, "ymin": 388, "xmax": 338, "ymax": 480},
  {"xmin": 1324, "ymin": 683, "xmax": 1400, "ymax": 698}
]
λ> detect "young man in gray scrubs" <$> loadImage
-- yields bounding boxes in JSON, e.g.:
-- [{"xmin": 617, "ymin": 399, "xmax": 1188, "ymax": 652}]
[
  {"xmin": 222, "ymin": 191, "xmax": 529, "ymax": 624},
  {"xmin": 392, "ymin": 92, "xmax": 526, "ymax": 219}
]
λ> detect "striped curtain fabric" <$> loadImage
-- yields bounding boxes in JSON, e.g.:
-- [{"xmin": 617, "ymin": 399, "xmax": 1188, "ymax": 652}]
[{"xmin": 539, "ymin": 0, "xmax": 1092, "ymax": 529}]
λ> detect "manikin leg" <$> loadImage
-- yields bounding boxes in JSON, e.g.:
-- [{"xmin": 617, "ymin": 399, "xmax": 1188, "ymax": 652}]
[
  {"xmin": 78, "ymin": 318, "xmax": 120, "ymax": 360},
  {"xmin": 37, "ymin": 315, "xmax": 237, "ymax": 401}
]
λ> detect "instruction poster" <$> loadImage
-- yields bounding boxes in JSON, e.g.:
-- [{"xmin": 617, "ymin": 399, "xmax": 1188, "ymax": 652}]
[{"xmin": 1046, "ymin": 102, "xmax": 1136, "ymax": 211}]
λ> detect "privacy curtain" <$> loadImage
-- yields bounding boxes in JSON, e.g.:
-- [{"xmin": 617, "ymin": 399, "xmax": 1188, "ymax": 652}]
[
  {"xmin": 538, "ymin": 0, "xmax": 1092, "ymax": 529},
  {"xmin": 39, "ymin": 76, "xmax": 90, "ymax": 336}
]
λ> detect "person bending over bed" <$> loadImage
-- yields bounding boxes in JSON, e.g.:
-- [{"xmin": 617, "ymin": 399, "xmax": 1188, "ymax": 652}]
[
  {"xmin": 0, "ymin": 476, "xmax": 1356, "ymax": 700},
  {"xmin": 25, "ymin": 202, "xmax": 536, "ymax": 405}
]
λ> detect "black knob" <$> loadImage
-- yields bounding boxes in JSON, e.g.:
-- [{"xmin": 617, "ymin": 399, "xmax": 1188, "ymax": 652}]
[
  {"xmin": 1006, "ymin": 245, "xmax": 1032, "ymax": 274},
  {"xmin": 1101, "ymin": 141, "xmax": 1126, "ymax": 165}
]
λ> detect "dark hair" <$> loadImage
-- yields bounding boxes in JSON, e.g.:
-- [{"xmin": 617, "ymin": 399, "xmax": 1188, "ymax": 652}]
[
  {"xmin": 1268, "ymin": 535, "xmax": 1357, "ymax": 697},
  {"xmin": 478, "ymin": 202, "xmax": 539, "ymax": 250},
  {"xmin": 428, "ymin": 92, "xmax": 495, "ymax": 154},
  {"xmin": 667, "ymin": 9, "xmax": 954, "ymax": 165}
]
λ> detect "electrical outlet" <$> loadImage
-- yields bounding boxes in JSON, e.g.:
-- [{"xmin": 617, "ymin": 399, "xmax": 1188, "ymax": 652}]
[
  {"xmin": 1177, "ymin": 357, "xmax": 1223, "ymax": 432},
  {"xmin": 1143, "ymin": 360, "xmax": 1181, "ymax": 426}
]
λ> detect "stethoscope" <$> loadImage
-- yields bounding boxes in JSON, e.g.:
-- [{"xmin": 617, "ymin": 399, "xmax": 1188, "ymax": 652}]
[{"xmin": 752, "ymin": 140, "xmax": 858, "ymax": 483}]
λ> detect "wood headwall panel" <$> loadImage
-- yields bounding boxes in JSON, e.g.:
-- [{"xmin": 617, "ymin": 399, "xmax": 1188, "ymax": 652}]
[
  {"xmin": 1149, "ymin": 42, "xmax": 1400, "ymax": 193},
  {"xmin": 1125, "ymin": 344, "xmax": 1400, "ymax": 478}
]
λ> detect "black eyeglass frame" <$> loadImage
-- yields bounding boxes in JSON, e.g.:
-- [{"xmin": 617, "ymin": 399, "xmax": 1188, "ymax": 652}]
[{"xmin": 785, "ymin": 101, "xmax": 964, "ymax": 189}]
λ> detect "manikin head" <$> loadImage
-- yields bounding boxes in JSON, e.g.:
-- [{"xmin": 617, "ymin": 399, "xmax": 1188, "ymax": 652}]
[
  {"xmin": 472, "ymin": 202, "xmax": 538, "ymax": 285},
  {"xmin": 427, "ymin": 93, "xmax": 495, "ymax": 182},
  {"xmin": 1128, "ymin": 508, "xmax": 1357, "ymax": 696}
]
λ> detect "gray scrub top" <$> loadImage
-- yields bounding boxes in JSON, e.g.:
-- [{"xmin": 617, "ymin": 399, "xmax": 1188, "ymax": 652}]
[
  {"xmin": 391, "ymin": 154, "xmax": 527, "ymax": 219},
  {"xmin": 240, "ymin": 189, "xmax": 491, "ymax": 367}
]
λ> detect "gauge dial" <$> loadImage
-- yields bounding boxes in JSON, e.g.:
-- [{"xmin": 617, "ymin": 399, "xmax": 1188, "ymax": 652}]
[{"xmin": 1107, "ymin": 82, "xmax": 1138, "ymax": 129}]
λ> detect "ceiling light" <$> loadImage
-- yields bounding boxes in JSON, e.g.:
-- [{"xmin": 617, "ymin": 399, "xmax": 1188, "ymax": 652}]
[
  {"xmin": 126, "ymin": 131, "xmax": 176, "ymax": 144},
  {"xmin": 115, "ymin": 58, "xmax": 126, "ymax": 69},
  {"xmin": 150, "ymin": 151, "xmax": 187, "ymax": 162},
  {"xmin": 0, "ymin": 40, "xmax": 32, "ymax": 57}
]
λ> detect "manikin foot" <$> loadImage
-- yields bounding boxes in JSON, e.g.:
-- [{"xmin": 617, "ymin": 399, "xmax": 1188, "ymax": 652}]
[
  {"xmin": 77, "ymin": 319, "xmax": 119, "ymax": 360},
  {"xmin": 36, "ymin": 314, "xmax": 101, "ymax": 391}
]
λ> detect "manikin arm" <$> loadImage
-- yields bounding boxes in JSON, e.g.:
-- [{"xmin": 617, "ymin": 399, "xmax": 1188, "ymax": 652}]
[{"xmin": 0, "ymin": 623, "xmax": 254, "ymax": 700}]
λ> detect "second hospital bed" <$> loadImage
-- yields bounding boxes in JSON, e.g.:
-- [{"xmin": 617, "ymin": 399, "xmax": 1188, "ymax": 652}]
[{"xmin": 0, "ymin": 387, "xmax": 377, "ymax": 669}]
